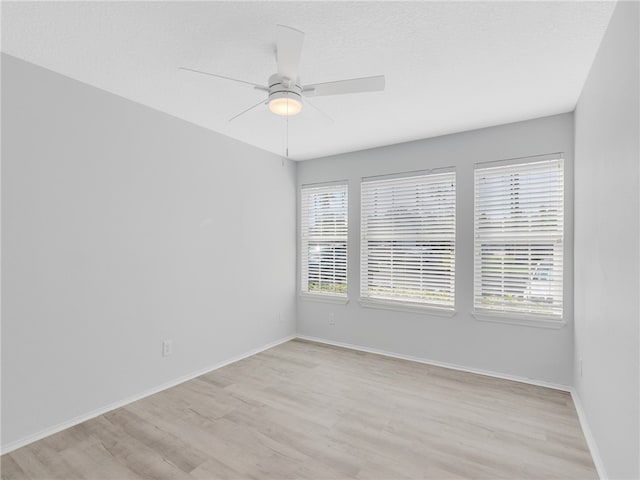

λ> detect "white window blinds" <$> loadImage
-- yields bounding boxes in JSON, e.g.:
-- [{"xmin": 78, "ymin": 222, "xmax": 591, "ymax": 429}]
[
  {"xmin": 301, "ymin": 183, "xmax": 348, "ymax": 297},
  {"xmin": 360, "ymin": 170, "xmax": 456, "ymax": 310},
  {"xmin": 474, "ymin": 156, "xmax": 564, "ymax": 319}
]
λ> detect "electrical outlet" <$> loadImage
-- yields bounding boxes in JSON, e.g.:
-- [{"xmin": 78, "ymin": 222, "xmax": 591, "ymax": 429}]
[
  {"xmin": 162, "ymin": 340, "xmax": 173, "ymax": 357},
  {"xmin": 329, "ymin": 312, "xmax": 335, "ymax": 325}
]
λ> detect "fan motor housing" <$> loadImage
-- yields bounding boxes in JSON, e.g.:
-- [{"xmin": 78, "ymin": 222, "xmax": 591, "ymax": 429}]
[{"xmin": 268, "ymin": 74, "xmax": 302, "ymax": 101}]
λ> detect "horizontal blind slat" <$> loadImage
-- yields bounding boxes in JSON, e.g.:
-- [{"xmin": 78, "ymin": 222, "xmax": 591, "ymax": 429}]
[
  {"xmin": 301, "ymin": 184, "xmax": 348, "ymax": 296},
  {"xmin": 474, "ymin": 158, "xmax": 564, "ymax": 318},
  {"xmin": 361, "ymin": 171, "xmax": 456, "ymax": 310}
]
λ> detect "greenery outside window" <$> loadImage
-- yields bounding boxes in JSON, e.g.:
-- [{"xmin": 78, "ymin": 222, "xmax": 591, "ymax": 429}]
[
  {"xmin": 474, "ymin": 155, "xmax": 564, "ymax": 322},
  {"xmin": 360, "ymin": 169, "xmax": 456, "ymax": 312},
  {"xmin": 300, "ymin": 182, "xmax": 348, "ymax": 299}
]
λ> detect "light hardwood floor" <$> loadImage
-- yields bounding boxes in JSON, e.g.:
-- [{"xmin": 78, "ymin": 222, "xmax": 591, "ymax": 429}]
[{"xmin": 1, "ymin": 339, "xmax": 597, "ymax": 480}]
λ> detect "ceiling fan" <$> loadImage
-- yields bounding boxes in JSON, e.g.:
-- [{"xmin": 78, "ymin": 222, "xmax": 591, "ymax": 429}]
[{"xmin": 180, "ymin": 25, "xmax": 385, "ymax": 123}]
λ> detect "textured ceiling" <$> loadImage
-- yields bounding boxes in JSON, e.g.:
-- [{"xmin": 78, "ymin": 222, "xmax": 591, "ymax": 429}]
[{"xmin": 2, "ymin": 1, "xmax": 616, "ymax": 160}]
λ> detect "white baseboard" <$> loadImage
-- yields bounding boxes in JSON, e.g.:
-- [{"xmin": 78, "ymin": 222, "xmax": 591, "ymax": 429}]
[
  {"xmin": 295, "ymin": 334, "xmax": 571, "ymax": 392},
  {"xmin": 4, "ymin": 333, "xmax": 592, "ymax": 473},
  {"xmin": 297, "ymin": 336, "xmax": 612, "ymax": 477},
  {"xmin": 570, "ymin": 388, "xmax": 607, "ymax": 480},
  {"xmin": 296, "ymin": 335, "xmax": 613, "ymax": 474},
  {"xmin": 0, "ymin": 334, "xmax": 296, "ymax": 455}
]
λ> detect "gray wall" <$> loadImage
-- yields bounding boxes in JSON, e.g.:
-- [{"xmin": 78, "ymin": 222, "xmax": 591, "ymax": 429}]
[
  {"xmin": 1, "ymin": 54, "xmax": 297, "ymax": 449},
  {"xmin": 574, "ymin": 1, "xmax": 640, "ymax": 478},
  {"xmin": 297, "ymin": 113, "xmax": 575, "ymax": 386}
]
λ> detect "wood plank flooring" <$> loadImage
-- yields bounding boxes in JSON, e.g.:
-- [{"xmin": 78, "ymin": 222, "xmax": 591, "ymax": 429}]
[{"xmin": 1, "ymin": 339, "xmax": 597, "ymax": 479}]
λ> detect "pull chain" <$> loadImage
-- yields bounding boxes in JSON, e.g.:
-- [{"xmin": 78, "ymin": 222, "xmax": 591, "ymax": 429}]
[{"xmin": 282, "ymin": 94, "xmax": 289, "ymax": 166}]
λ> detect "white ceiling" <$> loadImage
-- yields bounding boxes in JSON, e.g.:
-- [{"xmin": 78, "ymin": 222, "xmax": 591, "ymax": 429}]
[{"xmin": 2, "ymin": 1, "xmax": 616, "ymax": 160}]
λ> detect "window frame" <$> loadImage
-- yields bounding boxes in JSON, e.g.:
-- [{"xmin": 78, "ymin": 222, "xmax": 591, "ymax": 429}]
[
  {"xmin": 473, "ymin": 153, "xmax": 565, "ymax": 327},
  {"xmin": 299, "ymin": 181, "xmax": 349, "ymax": 303},
  {"xmin": 359, "ymin": 168, "xmax": 457, "ymax": 314}
]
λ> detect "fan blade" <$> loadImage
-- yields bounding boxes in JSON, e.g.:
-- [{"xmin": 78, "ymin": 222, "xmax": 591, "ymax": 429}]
[
  {"xmin": 276, "ymin": 25, "xmax": 305, "ymax": 81},
  {"xmin": 304, "ymin": 98, "xmax": 334, "ymax": 124},
  {"xmin": 179, "ymin": 67, "xmax": 268, "ymax": 90},
  {"xmin": 228, "ymin": 100, "xmax": 267, "ymax": 122},
  {"xmin": 302, "ymin": 75, "xmax": 385, "ymax": 97}
]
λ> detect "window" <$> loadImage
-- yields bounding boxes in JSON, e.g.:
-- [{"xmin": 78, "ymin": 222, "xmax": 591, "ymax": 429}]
[
  {"xmin": 474, "ymin": 155, "xmax": 564, "ymax": 321},
  {"xmin": 300, "ymin": 183, "xmax": 348, "ymax": 299},
  {"xmin": 360, "ymin": 170, "xmax": 456, "ymax": 311}
]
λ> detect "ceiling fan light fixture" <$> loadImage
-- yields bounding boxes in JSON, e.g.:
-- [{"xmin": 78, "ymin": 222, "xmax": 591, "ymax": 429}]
[
  {"xmin": 180, "ymin": 26, "xmax": 385, "ymax": 126},
  {"xmin": 268, "ymin": 95, "xmax": 302, "ymax": 116}
]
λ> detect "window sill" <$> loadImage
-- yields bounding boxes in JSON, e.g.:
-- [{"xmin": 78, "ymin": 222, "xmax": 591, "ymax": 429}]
[
  {"xmin": 359, "ymin": 298, "xmax": 456, "ymax": 317},
  {"xmin": 299, "ymin": 293, "xmax": 349, "ymax": 305},
  {"xmin": 472, "ymin": 310, "xmax": 566, "ymax": 329}
]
